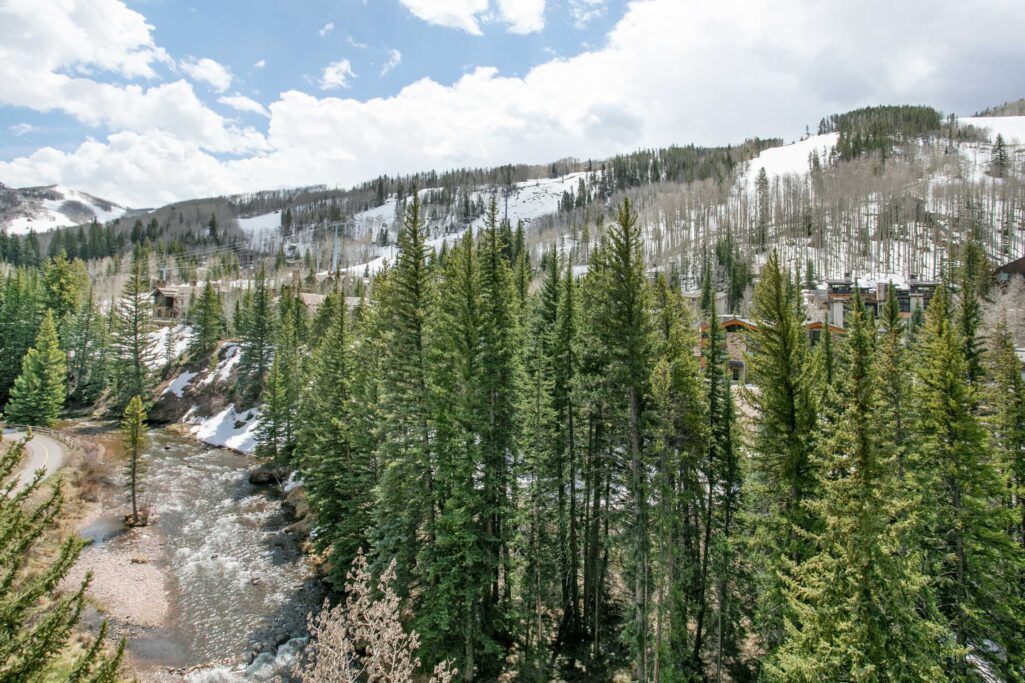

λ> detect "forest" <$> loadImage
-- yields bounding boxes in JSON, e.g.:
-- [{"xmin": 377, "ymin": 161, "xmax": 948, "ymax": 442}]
[{"xmin": 2, "ymin": 105, "xmax": 1024, "ymax": 682}]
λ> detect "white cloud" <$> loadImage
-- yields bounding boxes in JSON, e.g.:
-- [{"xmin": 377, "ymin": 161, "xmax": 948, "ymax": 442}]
[
  {"xmin": 497, "ymin": 0, "xmax": 545, "ymax": 34},
  {"xmin": 398, "ymin": 0, "xmax": 489, "ymax": 35},
  {"xmin": 179, "ymin": 56, "xmax": 233, "ymax": 92},
  {"xmin": 381, "ymin": 49, "xmax": 402, "ymax": 76},
  {"xmin": 568, "ymin": 0, "xmax": 606, "ymax": 28},
  {"xmin": 319, "ymin": 59, "xmax": 355, "ymax": 90},
  {"xmin": 9, "ymin": 123, "xmax": 34, "ymax": 137},
  {"xmin": 253, "ymin": 58, "xmax": 266, "ymax": 68},
  {"xmin": 4, "ymin": 0, "xmax": 1025, "ymax": 208},
  {"xmin": 398, "ymin": 0, "xmax": 546, "ymax": 34},
  {"xmin": 319, "ymin": 21, "xmax": 334, "ymax": 37},
  {"xmin": 218, "ymin": 94, "xmax": 269, "ymax": 117}
]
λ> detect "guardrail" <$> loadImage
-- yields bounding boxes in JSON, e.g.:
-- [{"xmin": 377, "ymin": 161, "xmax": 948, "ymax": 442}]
[{"xmin": 2, "ymin": 423, "xmax": 82, "ymax": 452}]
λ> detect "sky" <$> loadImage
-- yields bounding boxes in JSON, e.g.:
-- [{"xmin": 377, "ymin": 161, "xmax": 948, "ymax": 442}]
[{"xmin": 1, "ymin": 0, "xmax": 1024, "ymax": 208}]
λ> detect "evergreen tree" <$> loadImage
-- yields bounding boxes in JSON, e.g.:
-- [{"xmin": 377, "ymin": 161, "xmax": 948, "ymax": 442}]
[
  {"xmin": 0, "ymin": 269, "xmax": 45, "ymax": 405},
  {"xmin": 878, "ymin": 282, "xmax": 910, "ymax": 479},
  {"xmin": 111, "ymin": 250, "xmax": 155, "ymax": 409},
  {"xmin": 590, "ymin": 198, "xmax": 652, "ymax": 678},
  {"xmin": 0, "ymin": 439, "xmax": 124, "ymax": 680},
  {"xmin": 122, "ymin": 395, "xmax": 147, "ymax": 525},
  {"xmin": 65, "ymin": 288, "xmax": 109, "ymax": 405},
  {"xmin": 417, "ymin": 231, "xmax": 496, "ymax": 679},
  {"xmin": 297, "ymin": 293, "xmax": 372, "ymax": 589},
  {"xmin": 992, "ymin": 133, "xmax": 1010, "ymax": 178},
  {"xmin": 238, "ymin": 267, "xmax": 275, "ymax": 404},
  {"xmin": 746, "ymin": 250, "xmax": 818, "ymax": 653},
  {"xmin": 911, "ymin": 284, "xmax": 1025, "ymax": 678},
  {"xmin": 986, "ymin": 313, "xmax": 1025, "ymax": 548},
  {"xmin": 189, "ymin": 281, "xmax": 224, "ymax": 360},
  {"xmin": 476, "ymin": 196, "xmax": 519, "ymax": 627},
  {"xmin": 4, "ymin": 310, "xmax": 66, "ymax": 427},
  {"xmin": 648, "ymin": 275, "xmax": 707, "ymax": 681},
  {"xmin": 372, "ymin": 191, "xmax": 434, "ymax": 595},
  {"xmin": 768, "ymin": 291, "xmax": 944, "ymax": 681},
  {"xmin": 256, "ymin": 353, "xmax": 290, "ymax": 465}
]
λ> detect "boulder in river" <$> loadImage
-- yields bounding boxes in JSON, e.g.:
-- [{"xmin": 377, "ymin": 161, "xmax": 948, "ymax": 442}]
[{"xmin": 248, "ymin": 464, "xmax": 290, "ymax": 485}]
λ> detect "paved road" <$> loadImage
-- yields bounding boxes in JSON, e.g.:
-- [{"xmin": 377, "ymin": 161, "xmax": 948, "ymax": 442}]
[{"xmin": 6, "ymin": 431, "xmax": 69, "ymax": 493}]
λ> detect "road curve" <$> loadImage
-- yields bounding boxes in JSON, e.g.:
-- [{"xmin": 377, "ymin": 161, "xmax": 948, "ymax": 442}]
[{"xmin": 6, "ymin": 431, "xmax": 69, "ymax": 493}]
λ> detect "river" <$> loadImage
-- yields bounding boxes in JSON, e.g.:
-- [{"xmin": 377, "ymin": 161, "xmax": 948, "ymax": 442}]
[{"xmin": 79, "ymin": 429, "xmax": 322, "ymax": 681}]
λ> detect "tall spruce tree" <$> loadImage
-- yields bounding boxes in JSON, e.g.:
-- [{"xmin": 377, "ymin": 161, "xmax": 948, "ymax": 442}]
[
  {"xmin": 4, "ymin": 310, "xmax": 66, "ymax": 427},
  {"xmin": 768, "ymin": 291, "xmax": 944, "ymax": 681},
  {"xmin": 111, "ymin": 250, "xmax": 155, "ymax": 409},
  {"xmin": 477, "ymin": 196, "xmax": 519, "ymax": 621},
  {"xmin": 238, "ymin": 267, "xmax": 275, "ymax": 404},
  {"xmin": 648, "ymin": 274, "xmax": 707, "ymax": 681},
  {"xmin": 373, "ymin": 191, "xmax": 434, "ymax": 595},
  {"xmin": 746, "ymin": 250, "xmax": 818, "ymax": 653},
  {"xmin": 911, "ymin": 284, "xmax": 1025, "ymax": 678},
  {"xmin": 189, "ymin": 281, "xmax": 224, "ymax": 360},
  {"xmin": 590, "ymin": 198, "xmax": 652, "ymax": 678},
  {"xmin": 417, "ymin": 231, "xmax": 497, "ymax": 680}
]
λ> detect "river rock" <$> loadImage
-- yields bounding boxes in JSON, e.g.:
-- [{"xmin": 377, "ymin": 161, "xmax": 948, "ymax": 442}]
[{"xmin": 248, "ymin": 464, "xmax": 290, "ymax": 486}]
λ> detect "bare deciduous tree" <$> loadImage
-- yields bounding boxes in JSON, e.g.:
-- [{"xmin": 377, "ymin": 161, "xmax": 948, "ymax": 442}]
[{"xmin": 295, "ymin": 549, "xmax": 455, "ymax": 683}]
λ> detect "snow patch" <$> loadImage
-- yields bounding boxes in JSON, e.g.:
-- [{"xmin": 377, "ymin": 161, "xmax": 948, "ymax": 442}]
[
  {"xmin": 960, "ymin": 115, "xmax": 1025, "ymax": 144},
  {"xmin": 744, "ymin": 133, "xmax": 838, "ymax": 192},
  {"xmin": 187, "ymin": 404, "xmax": 260, "ymax": 454},
  {"xmin": 163, "ymin": 371, "xmax": 197, "ymax": 398}
]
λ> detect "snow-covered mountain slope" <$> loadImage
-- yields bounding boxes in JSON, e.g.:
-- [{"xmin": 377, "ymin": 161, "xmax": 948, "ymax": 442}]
[
  {"xmin": 743, "ymin": 132, "xmax": 839, "ymax": 192},
  {"xmin": 0, "ymin": 184, "xmax": 127, "ymax": 235}
]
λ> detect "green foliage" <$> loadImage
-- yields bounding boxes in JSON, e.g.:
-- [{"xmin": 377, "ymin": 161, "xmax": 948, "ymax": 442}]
[
  {"xmin": 238, "ymin": 267, "xmax": 275, "ymax": 404},
  {"xmin": 121, "ymin": 395, "xmax": 147, "ymax": 524},
  {"xmin": 4, "ymin": 310, "xmax": 66, "ymax": 427},
  {"xmin": 189, "ymin": 281, "xmax": 224, "ymax": 360},
  {"xmin": 910, "ymin": 285, "xmax": 1025, "ymax": 678},
  {"xmin": 746, "ymin": 250, "xmax": 818, "ymax": 652},
  {"xmin": 0, "ymin": 439, "xmax": 124, "ymax": 680},
  {"xmin": 111, "ymin": 250, "xmax": 155, "ymax": 410},
  {"xmin": 768, "ymin": 292, "xmax": 945, "ymax": 681},
  {"xmin": 819, "ymin": 105, "xmax": 943, "ymax": 160}
]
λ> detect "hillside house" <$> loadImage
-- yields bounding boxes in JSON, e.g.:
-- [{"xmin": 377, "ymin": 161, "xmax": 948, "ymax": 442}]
[
  {"xmin": 153, "ymin": 285, "xmax": 186, "ymax": 320},
  {"xmin": 811, "ymin": 278, "xmax": 938, "ymax": 328},
  {"xmin": 700, "ymin": 315, "xmax": 845, "ymax": 384}
]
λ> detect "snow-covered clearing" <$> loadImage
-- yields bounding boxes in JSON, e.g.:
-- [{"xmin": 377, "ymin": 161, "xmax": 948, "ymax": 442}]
[
  {"xmin": 960, "ymin": 115, "xmax": 1025, "ymax": 144},
  {"xmin": 743, "ymin": 133, "xmax": 838, "ymax": 192}
]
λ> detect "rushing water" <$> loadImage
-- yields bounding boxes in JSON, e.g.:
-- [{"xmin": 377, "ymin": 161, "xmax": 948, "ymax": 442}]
[{"xmin": 85, "ymin": 430, "xmax": 322, "ymax": 681}]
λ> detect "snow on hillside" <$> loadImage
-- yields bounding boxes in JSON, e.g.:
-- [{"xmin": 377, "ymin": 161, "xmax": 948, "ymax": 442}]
[
  {"xmin": 2, "ymin": 185, "xmax": 127, "ymax": 235},
  {"xmin": 960, "ymin": 115, "xmax": 1025, "ymax": 144},
  {"xmin": 743, "ymin": 133, "xmax": 838, "ymax": 192},
  {"xmin": 343, "ymin": 172, "xmax": 588, "ymax": 275},
  {"xmin": 237, "ymin": 211, "xmax": 281, "ymax": 237}
]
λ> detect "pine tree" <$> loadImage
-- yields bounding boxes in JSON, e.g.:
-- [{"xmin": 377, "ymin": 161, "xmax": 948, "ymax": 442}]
[
  {"xmin": 65, "ymin": 288, "xmax": 109, "ymax": 405},
  {"xmin": 189, "ymin": 280, "xmax": 224, "ymax": 361},
  {"xmin": 476, "ymin": 196, "xmax": 519, "ymax": 627},
  {"xmin": 768, "ymin": 291, "xmax": 944, "ymax": 681},
  {"xmin": 648, "ymin": 274, "xmax": 707, "ymax": 681},
  {"xmin": 122, "ymin": 395, "xmax": 147, "ymax": 526},
  {"xmin": 992, "ymin": 133, "xmax": 1010, "ymax": 178},
  {"xmin": 0, "ymin": 269, "xmax": 46, "ymax": 405},
  {"xmin": 373, "ymin": 191, "xmax": 434, "ymax": 595},
  {"xmin": 5, "ymin": 309, "xmax": 66, "ymax": 427},
  {"xmin": 878, "ymin": 282, "xmax": 910, "ymax": 479},
  {"xmin": 746, "ymin": 250, "xmax": 818, "ymax": 653},
  {"xmin": 417, "ymin": 231, "xmax": 495, "ymax": 680},
  {"xmin": 911, "ymin": 284, "xmax": 1025, "ymax": 678},
  {"xmin": 256, "ymin": 353, "xmax": 289, "ymax": 465},
  {"xmin": 111, "ymin": 250, "xmax": 155, "ymax": 410},
  {"xmin": 297, "ymin": 293, "xmax": 372, "ymax": 588},
  {"xmin": 0, "ymin": 439, "xmax": 124, "ymax": 680},
  {"xmin": 238, "ymin": 267, "xmax": 274, "ymax": 404},
  {"xmin": 987, "ymin": 313, "xmax": 1025, "ymax": 548},
  {"xmin": 591, "ymin": 198, "xmax": 652, "ymax": 678}
]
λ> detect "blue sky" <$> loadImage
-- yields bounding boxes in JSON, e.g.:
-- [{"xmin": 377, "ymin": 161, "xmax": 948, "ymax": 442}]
[{"xmin": 1, "ymin": 0, "xmax": 1023, "ymax": 207}]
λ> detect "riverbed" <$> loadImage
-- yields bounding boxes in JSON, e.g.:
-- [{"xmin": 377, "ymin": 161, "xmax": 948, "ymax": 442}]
[{"xmin": 72, "ymin": 429, "xmax": 321, "ymax": 681}]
